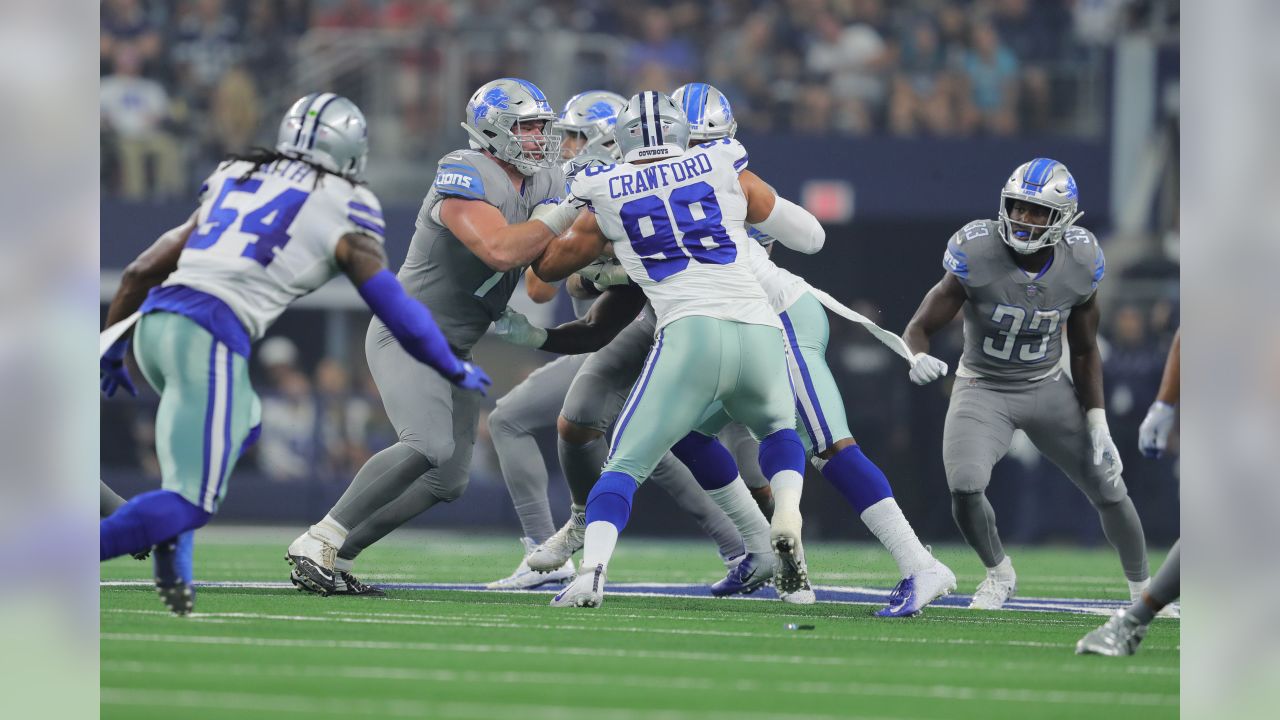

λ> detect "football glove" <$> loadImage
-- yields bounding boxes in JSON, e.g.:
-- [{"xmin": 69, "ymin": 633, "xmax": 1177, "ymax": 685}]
[
  {"xmin": 450, "ymin": 361, "xmax": 492, "ymax": 397},
  {"xmin": 576, "ymin": 258, "xmax": 630, "ymax": 288},
  {"xmin": 908, "ymin": 352, "xmax": 948, "ymax": 385},
  {"xmin": 1086, "ymin": 409, "xmax": 1124, "ymax": 486},
  {"xmin": 100, "ymin": 338, "xmax": 137, "ymax": 398},
  {"xmin": 1137, "ymin": 401, "xmax": 1176, "ymax": 458},
  {"xmin": 492, "ymin": 307, "xmax": 548, "ymax": 349}
]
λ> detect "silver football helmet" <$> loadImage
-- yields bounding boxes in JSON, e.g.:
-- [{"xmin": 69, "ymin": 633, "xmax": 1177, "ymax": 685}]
[
  {"xmin": 997, "ymin": 158, "xmax": 1084, "ymax": 254},
  {"xmin": 276, "ymin": 93, "xmax": 369, "ymax": 179},
  {"xmin": 614, "ymin": 91, "xmax": 690, "ymax": 163},
  {"xmin": 672, "ymin": 83, "xmax": 738, "ymax": 142},
  {"xmin": 462, "ymin": 78, "xmax": 561, "ymax": 176},
  {"xmin": 556, "ymin": 90, "xmax": 627, "ymax": 160}
]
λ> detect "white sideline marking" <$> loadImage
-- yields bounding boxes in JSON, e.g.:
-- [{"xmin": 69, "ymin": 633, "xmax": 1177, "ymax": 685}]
[{"xmin": 100, "ymin": 662, "xmax": 1175, "ymax": 708}]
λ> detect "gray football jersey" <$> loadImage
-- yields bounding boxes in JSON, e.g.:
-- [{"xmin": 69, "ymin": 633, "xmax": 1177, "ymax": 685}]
[
  {"xmin": 942, "ymin": 220, "xmax": 1105, "ymax": 382},
  {"xmin": 399, "ymin": 149, "xmax": 564, "ymax": 354}
]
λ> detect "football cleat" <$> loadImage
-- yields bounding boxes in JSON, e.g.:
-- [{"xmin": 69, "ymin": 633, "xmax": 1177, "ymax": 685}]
[
  {"xmin": 152, "ymin": 533, "xmax": 195, "ymax": 616},
  {"xmin": 969, "ymin": 565, "xmax": 1017, "ymax": 610},
  {"xmin": 331, "ymin": 571, "xmax": 386, "ymax": 597},
  {"xmin": 527, "ymin": 511, "xmax": 586, "ymax": 572},
  {"xmin": 1076, "ymin": 608, "xmax": 1149, "ymax": 656},
  {"xmin": 779, "ymin": 578, "xmax": 816, "ymax": 605},
  {"xmin": 549, "ymin": 562, "xmax": 606, "ymax": 608},
  {"xmin": 711, "ymin": 552, "xmax": 777, "ymax": 597},
  {"xmin": 772, "ymin": 535, "xmax": 810, "ymax": 596},
  {"xmin": 286, "ymin": 530, "xmax": 339, "ymax": 596},
  {"xmin": 487, "ymin": 537, "xmax": 575, "ymax": 590},
  {"xmin": 876, "ymin": 558, "xmax": 957, "ymax": 617}
]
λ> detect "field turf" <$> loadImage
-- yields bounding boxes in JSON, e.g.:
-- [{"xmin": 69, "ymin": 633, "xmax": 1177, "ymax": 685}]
[{"xmin": 101, "ymin": 527, "xmax": 1178, "ymax": 719}]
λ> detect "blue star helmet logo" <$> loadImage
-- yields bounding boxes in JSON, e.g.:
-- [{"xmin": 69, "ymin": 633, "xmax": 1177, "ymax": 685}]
[
  {"xmin": 472, "ymin": 87, "xmax": 511, "ymax": 124},
  {"xmin": 586, "ymin": 101, "xmax": 617, "ymax": 122}
]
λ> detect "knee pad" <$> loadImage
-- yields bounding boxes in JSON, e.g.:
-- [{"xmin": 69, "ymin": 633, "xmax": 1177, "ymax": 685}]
[
  {"xmin": 758, "ymin": 428, "xmax": 805, "ymax": 479},
  {"xmin": 945, "ymin": 463, "xmax": 992, "ymax": 494}
]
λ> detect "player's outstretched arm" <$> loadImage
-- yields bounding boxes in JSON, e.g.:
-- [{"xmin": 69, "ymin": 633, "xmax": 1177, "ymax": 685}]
[
  {"xmin": 740, "ymin": 170, "xmax": 825, "ymax": 253},
  {"xmin": 1139, "ymin": 328, "xmax": 1180, "ymax": 457},
  {"xmin": 902, "ymin": 271, "xmax": 967, "ymax": 385},
  {"xmin": 439, "ymin": 198, "xmax": 579, "ymax": 272},
  {"xmin": 106, "ymin": 209, "xmax": 198, "ymax": 328},
  {"xmin": 531, "ymin": 208, "xmax": 609, "ymax": 282},
  {"xmin": 494, "ymin": 283, "xmax": 646, "ymax": 355},
  {"xmin": 1068, "ymin": 292, "xmax": 1123, "ymax": 479},
  {"xmin": 336, "ymin": 232, "xmax": 491, "ymax": 395}
]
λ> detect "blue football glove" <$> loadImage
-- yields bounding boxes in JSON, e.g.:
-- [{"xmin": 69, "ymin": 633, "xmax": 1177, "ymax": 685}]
[
  {"xmin": 450, "ymin": 361, "xmax": 492, "ymax": 397},
  {"xmin": 100, "ymin": 339, "xmax": 137, "ymax": 398}
]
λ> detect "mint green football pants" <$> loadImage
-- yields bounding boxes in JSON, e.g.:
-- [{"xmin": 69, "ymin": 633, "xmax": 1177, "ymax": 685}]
[
  {"xmin": 133, "ymin": 312, "xmax": 262, "ymax": 513},
  {"xmin": 602, "ymin": 316, "xmax": 796, "ymax": 482}
]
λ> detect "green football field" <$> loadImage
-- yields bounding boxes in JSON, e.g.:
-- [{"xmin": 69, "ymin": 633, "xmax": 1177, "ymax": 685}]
[{"xmin": 101, "ymin": 527, "xmax": 1178, "ymax": 719}]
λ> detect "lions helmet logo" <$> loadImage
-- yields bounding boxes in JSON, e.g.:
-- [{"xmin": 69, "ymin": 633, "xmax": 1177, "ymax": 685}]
[{"xmin": 472, "ymin": 87, "xmax": 511, "ymax": 124}]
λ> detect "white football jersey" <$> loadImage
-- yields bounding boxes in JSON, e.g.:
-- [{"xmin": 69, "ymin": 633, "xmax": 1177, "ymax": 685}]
[
  {"xmin": 568, "ymin": 137, "xmax": 779, "ymax": 332},
  {"xmin": 163, "ymin": 158, "xmax": 384, "ymax": 341},
  {"xmin": 741, "ymin": 233, "xmax": 809, "ymax": 314}
]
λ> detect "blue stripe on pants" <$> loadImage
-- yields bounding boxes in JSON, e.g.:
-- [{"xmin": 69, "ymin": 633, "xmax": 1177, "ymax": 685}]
[
  {"xmin": 780, "ymin": 311, "xmax": 832, "ymax": 450},
  {"xmin": 609, "ymin": 331, "xmax": 665, "ymax": 456}
]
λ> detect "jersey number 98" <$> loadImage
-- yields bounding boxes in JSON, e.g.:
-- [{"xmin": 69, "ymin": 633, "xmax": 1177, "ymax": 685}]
[{"xmin": 618, "ymin": 181, "xmax": 736, "ymax": 282}]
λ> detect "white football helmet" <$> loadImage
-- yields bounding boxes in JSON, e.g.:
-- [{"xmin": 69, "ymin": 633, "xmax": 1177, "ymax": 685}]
[
  {"xmin": 997, "ymin": 158, "xmax": 1084, "ymax": 254},
  {"xmin": 672, "ymin": 82, "xmax": 738, "ymax": 142},
  {"xmin": 614, "ymin": 91, "xmax": 689, "ymax": 163},
  {"xmin": 276, "ymin": 93, "xmax": 369, "ymax": 179},
  {"xmin": 461, "ymin": 78, "xmax": 561, "ymax": 176}
]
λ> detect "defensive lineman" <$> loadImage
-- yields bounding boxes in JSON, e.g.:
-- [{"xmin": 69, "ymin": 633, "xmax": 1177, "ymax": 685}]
[
  {"xmin": 902, "ymin": 158, "xmax": 1150, "ymax": 609},
  {"xmin": 532, "ymin": 91, "xmax": 815, "ymax": 608},
  {"xmin": 287, "ymin": 78, "xmax": 586, "ymax": 596},
  {"xmin": 99, "ymin": 94, "xmax": 486, "ymax": 613}
]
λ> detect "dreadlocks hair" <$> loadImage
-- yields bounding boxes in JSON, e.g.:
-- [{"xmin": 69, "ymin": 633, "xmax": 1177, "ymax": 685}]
[{"xmin": 225, "ymin": 147, "xmax": 360, "ymax": 190}]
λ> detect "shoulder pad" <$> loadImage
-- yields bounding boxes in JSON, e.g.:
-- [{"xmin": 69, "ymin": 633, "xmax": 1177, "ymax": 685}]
[
  {"xmin": 695, "ymin": 136, "xmax": 748, "ymax": 173},
  {"xmin": 944, "ymin": 220, "xmax": 1000, "ymax": 286},
  {"xmin": 1062, "ymin": 226, "xmax": 1104, "ymax": 291},
  {"xmin": 344, "ymin": 185, "xmax": 385, "ymax": 240}
]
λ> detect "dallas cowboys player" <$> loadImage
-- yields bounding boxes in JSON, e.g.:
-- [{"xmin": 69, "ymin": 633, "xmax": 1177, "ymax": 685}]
[
  {"xmin": 98, "ymin": 94, "xmax": 486, "ymax": 614},
  {"xmin": 902, "ymin": 158, "xmax": 1150, "ymax": 609},
  {"xmin": 532, "ymin": 91, "xmax": 817, "ymax": 608},
  {"xmin": 286, "ymin": 78, "xmax": 585, "ymax": 596},
  {"xmin": 654, "ymin": 82, "xmax": 956, "ymax": 615}
]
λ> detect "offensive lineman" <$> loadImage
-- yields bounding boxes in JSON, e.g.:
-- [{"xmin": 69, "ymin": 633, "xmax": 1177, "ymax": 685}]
[
  {"xmin": 902, "ymin": 159, "xmax": 1150, "ymax": 609},
  {"xmin": 286, "ymin": 78, "xmax": 586, "ymax": 596},
  {"xmin": 99, "ymin": 94, "xmax": 486, "ymax": 614},
  {"xmin": 532, "ymin": 91, "xmax": 816, "ymax": 608}
]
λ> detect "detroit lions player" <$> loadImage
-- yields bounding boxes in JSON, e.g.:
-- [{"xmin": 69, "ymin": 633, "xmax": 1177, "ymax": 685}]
[
  {"xmin": 555, "ymin": 90, "xmax": 628, "ymax": 160},
  {"xmin": 532, "ymin": 91, "xmax": 819, "ymax": 608},
  {"xmin": 902, "ymin": 159, "xmax": 1150, "ymax": 610},
  {"xmin": 286, "ymin": 79, "xmax": 586, "ymax": 596},
  {"xmin": 98, "ymin": 94, "xmax": 486, "ymax": 613},
  {"xmin": 657, "ymin": 83, "xmax": 956, "ymax": 615}
]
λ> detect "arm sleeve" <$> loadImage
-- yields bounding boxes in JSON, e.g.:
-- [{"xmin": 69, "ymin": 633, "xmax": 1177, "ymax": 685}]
[
  {"xmin": 357, "ymin": 270, "xmax": 462, "ymax": 379},
  {"xmin": 752, "ymin": 195, "xmax": 824, "ymax": 254}
]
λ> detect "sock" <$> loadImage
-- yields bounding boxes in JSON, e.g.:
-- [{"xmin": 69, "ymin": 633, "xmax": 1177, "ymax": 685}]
[
  {"xmin": 648, "ymin": 452, "xmax": 744, "ymax": 561},
  {"xmin": 310, "ymin": 514, "xmax": 349, "ymax": 548},
  {"xmin": 988, "ymin": 556, "xmax": 1014, "ymax": 578},
  {"xmin": 100, "ymin": 480, "xmax": 128, "ymax": 518},
  {"xmin": 770, "ymin": 471, "xmax": 804, "ymax": 519},
  {"xmin": 153, "ymin": 530, "xmax": 195, "ymax": 586},
  {"xmin": 759, "ymin": 429, "xmax": 806, "ymax": 521},
  {"xmin": 558, "ymin": 435, "xmax": 608, "ymax": 507},
  {"xmin": 950, "ymin": 490, "xmax": 1006, "ymax": 568},
  {"xmin": 820, "ymin": 444, "xmax": 892, "ymax": 514},
  {"xmin": 1094, "ymin": 496, "xmax": 1150, "ymax": 583},
  {"xmin": 670, "ymin": 432, "xmax": 739, "ymax": 490},
  {"xmin": 707, "ymin": 479, "xmax": 772, "ymax": 554},
  {"xmin": 100, "ymin": 489, "xmax": 211, "ymax": 561},
  {"xmin": 859, "ymin": 498, "xmax": 934, "ymax": 577},
  {"xmin": 490, "ymin": 406, "xmax": 556, "ymax": 543},
  {"xmin": 581, "ymin": 472, "xmax": 637, "ymax": 568},
  {"xmin": 334, "ymin": 556, "xmax": 354, "ymax": 573},
  {"xmin": 330, "ymin": 442, "xmax": 432, "ymax": 530},
  {"xmin": 338, "ymin": 481, "xmax": 441, "ymax": 560}
]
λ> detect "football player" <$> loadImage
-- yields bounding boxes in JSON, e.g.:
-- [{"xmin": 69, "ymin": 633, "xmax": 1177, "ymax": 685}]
[
  {"xmin": 531, "ymin": 91, "xmax": 818, "ymax": 607},
  {"xmin": 1078, "ymin": 329, "xmax": 1180, "ymax": 655},
  {"xmin": 902, "ymin": 159, "xmax": 1151, "ymax": 609},
  {"xmin": 99, "ymin": 94, "xmax": 487, "ymax": 614},
  {"xmin": 285, "ymin": 78, "xmax": 586, "ymax": 597}
]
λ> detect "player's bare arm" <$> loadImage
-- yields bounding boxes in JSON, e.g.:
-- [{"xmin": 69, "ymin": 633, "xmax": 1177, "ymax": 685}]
[
  {"xmin": 541, "ymin": 283, "xmax": 647, "ymax": 354},
  {"xmin": 1066, "ymin": 292, "xmax": 1105, "ymax": 410},
  {"xmin": 531, "ymin": 208, "xmax": 609, "ymax": 282},
  {"xmin": 524, "ymin": 267, "xmax": 560, "ymax": 303},
  {"xmin": 334, "ymin": 232, "xmax": 391, "ymax": 285},
  {"xmin": 1155, "ymin": 329, "xmax": 1180, "ymax": 405},
  {"xmin": 105, "ymin": 209, "xmax": 198, "ymax": 327},
  {"xmin": 903, "ymin": 271, "xmax": 967, "ymax": 355},
  {"xmin": 438, "ymin": 197, "xmax": 559, "ymax": 272},
  {"xmin": 1139, "ymin": 328, "xmax": 1180, "ymax": 457}
]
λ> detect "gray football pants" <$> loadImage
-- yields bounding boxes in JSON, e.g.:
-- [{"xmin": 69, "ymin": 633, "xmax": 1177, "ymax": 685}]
[
  {"xmin": 329, "ymin": 319, "xmax": 479, "ymax": 561},
  {"xmin": 488, "ymin": 353, "xmax": 589, "ymax": 543},
  {"xmin": 943, "ymin": 373, "xmax": 1149, "ymax": 581},
  {"xmin": 558, "ymin": 316, "xmax": 745, "ymax": 561}
]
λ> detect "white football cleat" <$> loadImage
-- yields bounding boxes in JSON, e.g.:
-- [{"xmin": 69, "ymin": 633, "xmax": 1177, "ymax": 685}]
[
  {"xmin": 1076, "ymin": 608, "xmax": 1148, "ymax": 656},
  {"xmin": 486, "ymin": 537, "xmax": 575, "ymax": 590},
  {"xmin": 286, "ymin": 530, "xmax": 339, "ymax": 596},
  {"xmin": 527, "ymin": 511, "xmax": 586, "ymax": 572},
  {"xmin": 969, "ymin": 562, "xmax": 1017, "ymax": 610},
  {"xmin": 779, "ymin": 579, "xmax": 816, "ymax": 605},
  {"xmin": 549, "ymin": 562, "xmax": 606, "ymax": 608},
  {"xmin": 876, "ymin": 558, "xmax": 957, "ymax": 617}
]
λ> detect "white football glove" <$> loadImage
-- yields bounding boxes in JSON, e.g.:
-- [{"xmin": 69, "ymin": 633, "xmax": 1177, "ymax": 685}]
[
  {"xmin": 492, "ymin": 307, "xmax": 547, "ymax": 348},
  {"xmin": 1137, "ymin": 401, "xmax": 1176, "ymax": 458},
  {"xmin": 908, "ymin": 352, "xmax": 948, "ymax": 385},
  {"xmin": 576, "ymin": 258, "xmax": 630, "ymax": 288},
  {"xmin": 531, "ymin": 200, "xmax": 580, "ymax": 236},
  {"xmin": 1086, "ymin": 409, "xmax": 1124, "ymax": 486}
]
